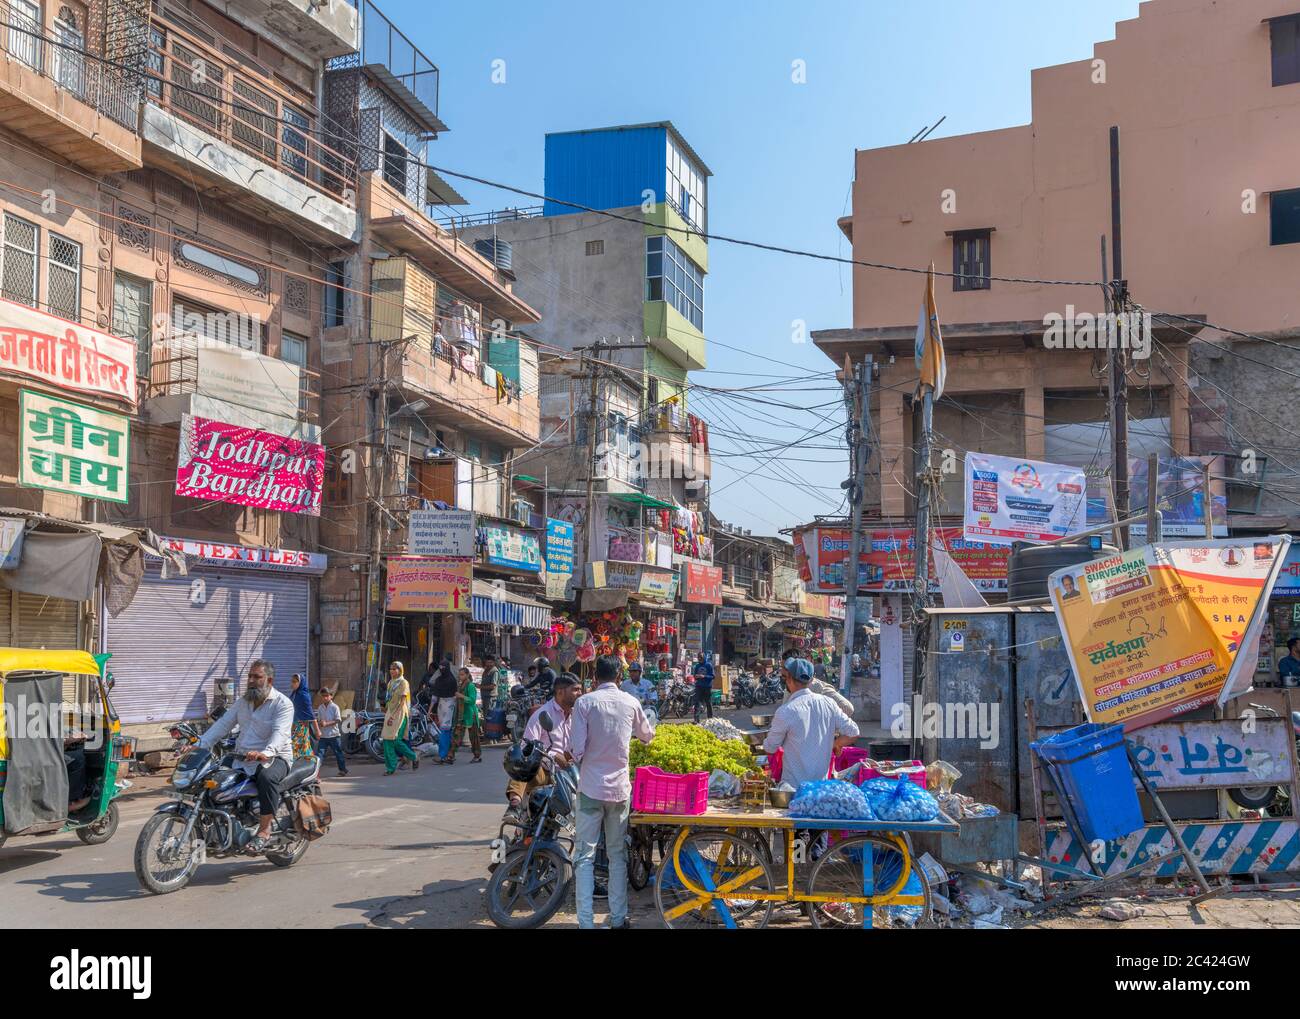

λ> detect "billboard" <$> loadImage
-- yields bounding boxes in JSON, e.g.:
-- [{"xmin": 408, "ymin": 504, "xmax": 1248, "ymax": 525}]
[
  {"xmin": 963, "ymin": 452, "xmax": 1087, "ymax": 545},
  {"xmin": 175, "ymin": 414, "xmax": 324, "ymax": 515}
]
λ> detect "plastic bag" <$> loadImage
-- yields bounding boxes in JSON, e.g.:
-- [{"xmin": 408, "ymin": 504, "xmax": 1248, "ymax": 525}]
[
  {"xmin": 708, "ymin": 769, "xmax": 741, "ymax": 798},
  {"xmin": 926, "ymin": 760, "xmax": 962, "ymax": 795},
  {"xmin": 860, "ymin": 775, "xmax": 940, "ymax": 822},
  {"xmin": 788, "ymin": 779, "xmax": 876, "ymax": 821}
]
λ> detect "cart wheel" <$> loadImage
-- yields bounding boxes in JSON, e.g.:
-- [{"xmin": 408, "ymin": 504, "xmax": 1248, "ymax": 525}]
[
  {"xmin": 804, "ymin": 835, "xmax": 934, "ymax": 929},
  {"xmin": 653, "ymin": 830, "xmax": 775, "ymax": 930}
]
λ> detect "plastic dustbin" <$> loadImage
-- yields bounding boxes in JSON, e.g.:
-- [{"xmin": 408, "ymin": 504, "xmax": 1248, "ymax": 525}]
[{"xmin": 1031, "ymin": 722, "xmax": 1143, "ymax": 843}]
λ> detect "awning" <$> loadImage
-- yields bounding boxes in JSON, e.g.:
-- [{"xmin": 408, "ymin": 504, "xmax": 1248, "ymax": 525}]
[
  {"xmin": 610, "ymin": 492, "xmax": 675, "ymax": 511},
  {"xmin": 471, "ymin": 579, "xmax": 552, "ymax": 629},
  {"xmin": 581, "ymin": 588, "xmax": 628, "ymax": 612}
]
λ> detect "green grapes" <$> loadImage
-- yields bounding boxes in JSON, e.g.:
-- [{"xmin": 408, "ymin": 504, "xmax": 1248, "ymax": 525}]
[{"xmin": 630, "ymin": 724, "xmax": 755, "ymax": 777}]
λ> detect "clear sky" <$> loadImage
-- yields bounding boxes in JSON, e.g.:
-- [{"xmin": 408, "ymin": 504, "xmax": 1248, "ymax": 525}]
[{"xmin": 377, "ymin": 0, "xmax": 1142, "ymax": 536}]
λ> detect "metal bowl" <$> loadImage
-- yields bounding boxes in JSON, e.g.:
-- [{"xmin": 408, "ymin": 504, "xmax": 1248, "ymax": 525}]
[
  {"xmin": 750, "ymin": 713, "xmax": 774, "ymax": 729},
  {"xmin": 743, "ymin": 729, "xmax": 768, "ymax": 747},
  {"xmin": 768, "ymin": 787, "xmax": 794, "ymax": 809}
]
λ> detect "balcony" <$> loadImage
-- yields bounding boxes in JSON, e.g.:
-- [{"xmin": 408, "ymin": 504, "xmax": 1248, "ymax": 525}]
[
  {"xmin": 141, "ymin": 14, "xmax": 358, "ymax": 244},
  {"xmin": 217, "ymin": 0, "xmax": 358, "ymax": 60},
  {"xmin": 0, "ymin": 1, "xmax": 142, "ymax": 172},
  {"xmin": 643, "ymin": 301, "xmax": 706, "ymax": 371},
  {"xmin": 329, "ymin": 0, "xmax": 443, "ymax": 135}
]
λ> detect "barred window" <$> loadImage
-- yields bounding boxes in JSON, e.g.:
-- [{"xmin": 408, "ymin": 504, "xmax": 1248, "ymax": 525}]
[
  {"xmin": 48, "ymin": 234, "xmax": 81, "ymax": 321},
  {"xmin": 2, "ymin": 214, "xmax": 38, "ymax": 308},
  {"xmin": 645, "ymin": 234, "xmax": 704, "ymax": 331}
]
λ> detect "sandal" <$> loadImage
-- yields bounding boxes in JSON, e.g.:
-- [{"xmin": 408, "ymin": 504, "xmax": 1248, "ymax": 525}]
[
  {"xmin": 471, "ymin": 756, "xmax": 483, "ymax": 763},
  {"xmin": 247, "ymin": 834, "xmax": 270, "ymax": 854}
]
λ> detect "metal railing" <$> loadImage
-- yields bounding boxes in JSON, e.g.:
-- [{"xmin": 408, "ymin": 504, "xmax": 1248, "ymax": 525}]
[
  {"xmin": 148, "ymin": 15, "xmax": 357, "ymax": 202},
  {"xmin": 435, "ymin": 206, "xmax": 543, "ymax": 232},
  {"xmin": 0, "ymin": 2, "xmax": 141, "ymax": 130}
]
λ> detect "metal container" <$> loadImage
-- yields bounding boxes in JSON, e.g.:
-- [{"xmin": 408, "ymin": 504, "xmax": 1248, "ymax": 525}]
[
  {"xmin": 768, "ymin": 787, "xmax": 794, "ymax": 809},
  {"xmin": 750, "ymin": 713, "xmax": 774, "ymax": 728},
  {"xmin": 743, "ymin": 729, "xmax": 769, "ymax": 748}
]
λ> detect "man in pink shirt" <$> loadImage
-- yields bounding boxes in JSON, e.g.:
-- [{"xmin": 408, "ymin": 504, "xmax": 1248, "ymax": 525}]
[{"xmin": 570, "ymin": 654, "xmax": 656, "ymax": 929}]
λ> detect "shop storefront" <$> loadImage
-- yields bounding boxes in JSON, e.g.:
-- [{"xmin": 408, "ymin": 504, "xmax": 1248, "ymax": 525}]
[
  {"xmin": 106, "ymin": 538, "xmax": 325, "ymax": 727},
  {"xmin": 1260, "ymin": 541, "xmax": 1300, "ymax": 686},
  {"xmin": 469, "ymin": 578, "xmax": 553, "ymax": 666},
  {"xmin": 681, "ymin": 562, "xmax": 722, "ymax": 664}
]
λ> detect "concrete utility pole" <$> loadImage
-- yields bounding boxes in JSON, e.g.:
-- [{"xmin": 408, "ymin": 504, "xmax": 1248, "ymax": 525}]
[
  {"xmin": 582, "ymin": 345, "xmax": 601, "ymax": 568},
  {"xmin": 839, "ymin": 355, "xmax": 870, "ymax": 695},
  {"xmin": 1108, "ymin": 124, "xmax": 1132, "ymax": 550}
]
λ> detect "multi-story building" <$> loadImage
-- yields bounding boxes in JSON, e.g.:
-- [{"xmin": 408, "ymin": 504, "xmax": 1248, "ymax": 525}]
[
  {"xmin": 456, "ymin": 123, "xmax": 714, "ymax": 663},
  {"xmin": 317, "ymin": 1, "xmax": 547, "ymax": 690},
  {"xmin": 0, "ymin": 0, "xmax": 361, "ymax": 741},
  {"xmin": 811, "ymin": 0, "xmax": 1300, "ymax": 690}
]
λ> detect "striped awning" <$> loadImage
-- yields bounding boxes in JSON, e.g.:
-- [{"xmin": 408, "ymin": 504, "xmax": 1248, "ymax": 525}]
[{"xmin": 471, "ymin": 580, "xmax": 552, "ymax": 630}]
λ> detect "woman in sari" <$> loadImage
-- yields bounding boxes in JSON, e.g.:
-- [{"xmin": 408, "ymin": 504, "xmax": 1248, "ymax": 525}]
[
  {"xmin": 447, "ymin": 667, "xmax": 482, "ymax": 763},
  {"xmin": 290, "ymin": 673, "xmax": 317, "ymax": 760},
  {"xmin": 381, "ymin": 662, "xmax": 420, "ymax": 775}
]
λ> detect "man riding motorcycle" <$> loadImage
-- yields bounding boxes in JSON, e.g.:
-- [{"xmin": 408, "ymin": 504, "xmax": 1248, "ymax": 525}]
[
  {"xmin": 525, "ymin": 656, "xmax": 558, "ymax": 698},
  {"xmin": 504, "ymin": 672, "xmax": 579, "ymax": 822}
]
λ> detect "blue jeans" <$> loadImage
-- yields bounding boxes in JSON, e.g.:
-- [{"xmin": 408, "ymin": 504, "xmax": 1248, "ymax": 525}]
[
  {"xmin": 317, "ymin": 735, "xmax": 346, "ymax": 771},
  {"xmin": 574, "ymin": 792, "xmax": 630, "ymax": 929}
]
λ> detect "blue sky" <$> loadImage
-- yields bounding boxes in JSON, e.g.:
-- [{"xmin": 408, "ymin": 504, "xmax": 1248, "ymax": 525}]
[{"xmin": 378, "ymin": 0, "xmax": 1142, "ymax": 535}]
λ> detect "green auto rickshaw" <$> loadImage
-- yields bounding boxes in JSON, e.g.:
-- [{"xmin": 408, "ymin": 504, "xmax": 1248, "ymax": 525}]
[{"xmin": 0, "ymin": 648, "xmax": 132, "ymax": 850}]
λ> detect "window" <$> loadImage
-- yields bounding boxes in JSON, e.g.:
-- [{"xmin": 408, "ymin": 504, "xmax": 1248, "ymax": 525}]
[
  {"xmin": 666, "ymin": 135, "xmax": 707, "ymax": 232},
  {"xmin": 281, "ymin": 331, "xmax": 309, "ymax": 415},
  {"xmin": 1271, "ymin": 14, "xmax": 1300, "ymax": 87},
  {"xmin": 324, "ymin": 455, "xmax": 350, "ymax": 506},
  {"xmin": 53, "ymin": 6, "xmax": 84, "ymax": 97},
  {"xmin": 585, "ymin": 239, "xmax": 604, "ymax": 256},
  {"xmin": 2, "ymin": 214, "xmax": 38, "ymax": 307},
  {"xmin": 382, "ymin": 133, "xmax": 408, "ymax": 196},
  {"xmin": 47, "ymin": 234, "xmax": 81, "ymax": 321},
  {"xmin": 645, "ymin": 235, "xmax": 704, "ymax": 331},
  {"xmin": 1270, "ymin": 187, "xmax": 1300, "ymax": 245},
  {"xmin": 113, "ymin": 273, "xmax": 152, "ymax": 382},
  {"xmin": 146, "ymin": 25, "xmax": 165, "ymax": 100},
  {"xmin": 952, "ymin": 230, "xmax": 992, "ymax": 291},
  {"xmin": 281, "ymin": 104, "xmax": 309, "ymax": 178},
  {"xmin": 325, "ymin": 260, "xmax": 347, "ymax": 327},
  {"xmin": 7, "ymin": 0, "xmax": 40, "ymax": 71}
]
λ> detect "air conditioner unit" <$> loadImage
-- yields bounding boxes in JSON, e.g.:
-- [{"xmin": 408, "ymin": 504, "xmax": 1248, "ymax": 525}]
[{"xmin": 753, "ymin": 578, "xmax": 771, "ymax": 601}]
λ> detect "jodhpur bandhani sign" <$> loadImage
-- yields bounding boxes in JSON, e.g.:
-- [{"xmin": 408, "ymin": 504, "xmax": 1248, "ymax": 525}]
[
  {"xmin": 1049, "ymin": 537, "xmax": 1291, "ymax": 731},
  {"xmin": 175, "ymin": 414, "xmax": 324, "ymax": 515},
  {"xmin": 386, "ymin": 556, "xmax": 472, "ymax": 613},
  {"xmin": 19, "ymin": 389, "xmax": 130, "ymax": 502}
]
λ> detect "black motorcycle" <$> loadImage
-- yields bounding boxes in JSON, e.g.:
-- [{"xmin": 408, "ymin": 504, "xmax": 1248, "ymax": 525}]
[
  {"xmin": 361, "ymin": 709, "xmax": 434, "ymax": 762},
  {"xmin": 133, "ymin": 743, "xmax": 322, "ymax": 894},
  {"xmin": 732, "ymin": 672, "xmax": 757, "ymax": 708},
  {"xmin": 486, "ymin": 710, "xmax": 576, "ymax": 929}
]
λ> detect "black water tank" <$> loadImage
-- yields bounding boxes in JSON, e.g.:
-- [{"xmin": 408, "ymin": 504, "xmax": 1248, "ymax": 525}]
[
  {"xmin": 473, "ymin": 237, "xmax": 513, "ymax": 273},
  {"xmin": 1005, "ymin": 540, "xmax": 1120, "ymax": 603}
]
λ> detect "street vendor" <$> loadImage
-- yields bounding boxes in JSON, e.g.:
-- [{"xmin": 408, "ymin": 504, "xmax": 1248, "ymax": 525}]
[{"xmin": 763, "ymin": 657, "xmax": 859, "ymax": 790}]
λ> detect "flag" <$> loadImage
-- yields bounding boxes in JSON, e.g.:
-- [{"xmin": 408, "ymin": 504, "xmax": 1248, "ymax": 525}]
[{"xmin": 915, "ymin": 264, "xmax": 946, "ymax": 399}]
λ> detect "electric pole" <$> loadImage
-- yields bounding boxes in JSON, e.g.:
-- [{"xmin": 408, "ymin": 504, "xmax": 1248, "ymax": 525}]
[
  {"xmin": 839, "ymin": 355, "xmax": 870, "ymax": 694},
  {"xmin": 582, "ymin": 345, "xmax": 601, "ymax": 568},
  {"xmin": 1108, "ymin": 124, "xmax": 1131, "ymax": 549}
]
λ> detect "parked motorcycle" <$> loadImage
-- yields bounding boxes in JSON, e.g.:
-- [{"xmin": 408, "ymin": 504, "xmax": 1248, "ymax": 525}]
[
  {"xmin": 361, "ymin": 710, "xmax": 435, "ymax": 762},
  {"xmin": 1227, "ymin": 702, "xmax": 1300, "ymax": 813},
  {"xmin": 134, "ymin": 744, "xmax": 322, "ymax": 894},
  {"xmin": 486, "ymin": 711, "xmax": 576, "ymax": 929},
  {"xmin": 732, "ymin": 672, "xmax": 757, "ymax": 709},
  {"xmin": 505, "ymin": 684, "xmax": 543, "ymax": 742},
  {"xmin": 345, "ymin": 710, "xmax": 384, "ymax": 757},
  {"xmin": 756, "ymin": 673, "xmax": 784, "ymax": 705}
]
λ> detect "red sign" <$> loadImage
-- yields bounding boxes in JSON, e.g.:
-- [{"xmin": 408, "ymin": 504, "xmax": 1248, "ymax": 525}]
[
  {"xmin": 800, "ymin": 526, "xmax": 1010, "ymax": 594},
  {"xmin": 683, "ymin": 563, "xmax": 723, "ymax": 604},
  {"xmin": 0, "ymin": 298, "xmax": 137, "ymax": 406},
  {"xmin": 175, "ymin": 414, "xmax": 325, "ymax": 516}
]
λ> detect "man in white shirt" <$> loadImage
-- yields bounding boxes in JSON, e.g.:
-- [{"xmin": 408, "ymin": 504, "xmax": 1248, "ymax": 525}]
[
  {"xmin": 764, "ymin": 657, "xmax": 859, "ymax": 791},
  {"xmin": 504, "ymin": 674, "xmax": 580, "ymax": 819},
  {"xmin": 198, "ymin": 659, "xmax": 294, "ymax": 852},
  {"xmin": 570, "ymin": 655, "xmax": 655, "ymax": 930}
]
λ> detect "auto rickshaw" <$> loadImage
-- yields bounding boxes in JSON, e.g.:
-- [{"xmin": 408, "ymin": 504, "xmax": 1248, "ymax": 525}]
[{"xmin": 0, "ymin": 648, "xmax": 133, "ymax": 850}]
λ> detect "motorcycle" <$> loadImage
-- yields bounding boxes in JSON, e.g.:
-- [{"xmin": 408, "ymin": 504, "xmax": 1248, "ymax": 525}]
[
  {"xmin": 361, "ymin": 709, "xmax": 435, "ymax": 762},
  {"xmin": 486, "ymin": 710, "xmax": 576, "ymax": 928},
  {"xmin": 134, "ymin": 743, "xmax": 322, "ymax": 894},
  {"xmin": 345, "ymin": 710, "xmax": 384, "ymax": 757},
  {"xmin": 1227, "ymin": 702, "xmax": 1300, "ymax": 813},
  {"xmin": 505, "ymin": 684, "xmax": 543, "ymax": 742},
  {"xmin": 732, "ymin": 672, "xmax": 757, "ymax": 709},
  {"xmin": 756, "ymin": 673, "xmax": 784, "ymax": 705},
  {"xmin": 660, "ymin": 676, "xmax": 694, "ymax": 719}
]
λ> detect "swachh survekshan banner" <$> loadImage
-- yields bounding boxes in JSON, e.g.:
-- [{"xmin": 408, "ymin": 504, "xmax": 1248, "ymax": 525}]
[{"xmin": 1049, "ymin": 536, "xmax": 1292, "ymax": 731}]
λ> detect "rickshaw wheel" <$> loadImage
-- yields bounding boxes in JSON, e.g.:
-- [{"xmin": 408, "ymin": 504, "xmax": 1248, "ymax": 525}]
[
  {"xmin": 75, "ymin": 801, "xmax": 119, "ymax": 845},
  {"xmin": 653, "ymin": 830, "xmax": 775, "ymax": 929},
  {"xmin": 804, "ymin": 835, "xmax": 934, "ymax": 929}
]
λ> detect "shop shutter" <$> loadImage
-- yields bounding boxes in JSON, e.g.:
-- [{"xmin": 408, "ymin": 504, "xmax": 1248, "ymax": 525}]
[
  {"xmin": 14, "ymin": 593, "xmax": 80, "ymax": 649},
  {"xmin": 106, "ymin": 566, "xmax": 310, "ymax": 724}
]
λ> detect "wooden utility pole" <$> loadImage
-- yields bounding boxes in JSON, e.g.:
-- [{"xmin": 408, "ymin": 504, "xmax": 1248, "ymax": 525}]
[{"xmin": 1108, "ymin": 125, "xmax": 1131, "ymax": 549}]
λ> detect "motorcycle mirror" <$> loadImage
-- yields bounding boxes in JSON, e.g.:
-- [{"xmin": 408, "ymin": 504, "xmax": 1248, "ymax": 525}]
[{"xmin": 538, "ymin": 710, "xmax": 554, "ymax": 733}]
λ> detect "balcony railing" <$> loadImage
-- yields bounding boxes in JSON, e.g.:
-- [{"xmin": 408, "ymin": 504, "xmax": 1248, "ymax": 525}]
[
  {"xmin": 0, "ymin": 1, "xmax": 141, "ymax": 130},
  {"xmin": 145, "ymin": 341, "xmax": 321, "ymax": 423},
  {"xmin": 148, "ymin": 15, "xmax": 356, "ymax": 203},
  {"xmin": 436, "ymin": 206, "xmax": 543, "ymax": 233},
  {"xmin": 352, "ymin": 0, "xmax": 438, "ymax": 119}
]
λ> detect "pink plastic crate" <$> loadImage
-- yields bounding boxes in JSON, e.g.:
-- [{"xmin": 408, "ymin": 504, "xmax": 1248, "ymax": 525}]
[
  {"xmin": 632, "ymin": 766, "xmax": 709, "ymax": 815},
  {"xmin": 839, "ymin": 755, "xmax": 927, "ymax": 789}
]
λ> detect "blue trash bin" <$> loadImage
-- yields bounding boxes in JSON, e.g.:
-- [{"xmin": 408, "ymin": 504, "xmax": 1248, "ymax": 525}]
[{"xmin": 1031, "ymin": 722, "xmax": 1143, "ymax": 843}]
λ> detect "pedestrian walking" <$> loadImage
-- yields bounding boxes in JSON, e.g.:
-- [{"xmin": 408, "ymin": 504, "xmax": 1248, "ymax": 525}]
[
  {"xmin": 315, "ymin": 687, "xmax": 348, "ymax": 776},
  {"xmin": 691, "ymin": 653, "xmax": 715, "ymax": 722},
  {"xmin": 290, "ymin": 673, "xmax": 318, "ymax": 759},
  {"xmin": 447, "ymin": 667, "xmax": 482, "ymax": 763},
  {"xmin": 381, "ymin": 662, "xmax": 419, "ymax": 775},
  {"xmin": 430, "ymin": 654, "xmax": 459, "ymax": 763},
  {"xmin": 478, "ymin": 654, "xmax": 501, "ymax": 739},
  {"xmin": 570, "ymin": 654, "xmax": 655, "ymax": 930}
]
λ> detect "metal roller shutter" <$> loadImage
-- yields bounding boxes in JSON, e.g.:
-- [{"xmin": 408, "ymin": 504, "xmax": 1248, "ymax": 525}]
[{"xmin": 106, "ymin": 565, "xmax": 309, "ymax": 724}]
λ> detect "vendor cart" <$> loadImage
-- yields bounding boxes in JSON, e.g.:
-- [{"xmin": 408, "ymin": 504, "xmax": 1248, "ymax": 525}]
[{"xmin": 630, "ymin": 805, "xmax": 958, "ymax": 929}]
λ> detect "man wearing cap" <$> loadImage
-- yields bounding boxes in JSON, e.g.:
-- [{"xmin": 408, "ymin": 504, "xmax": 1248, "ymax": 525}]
[{"xmin": 763, "ymin": 657, "xmax": 860, "ymax": 790}]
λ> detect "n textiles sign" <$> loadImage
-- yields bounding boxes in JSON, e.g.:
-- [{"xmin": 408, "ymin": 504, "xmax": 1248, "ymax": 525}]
[
  {"xmin": 0, "ymin": 299, "xmax": 136, "ymax": 406},
  {"xmin": 19, "ymin": 389, "xmax": 130, "ymax": 503},
  {"xmin": 175, "ymin": 413, "xmax": 324, "ymax": 515},
  {"xmin": 153, "ymin": 536, "xmax": 328, "ymax": 574}
]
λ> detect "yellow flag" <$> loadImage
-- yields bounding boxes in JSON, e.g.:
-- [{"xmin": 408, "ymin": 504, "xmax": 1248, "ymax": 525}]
[{"xmin": 915, "ymin": 264, "xmax": 946, "ymax": 399}]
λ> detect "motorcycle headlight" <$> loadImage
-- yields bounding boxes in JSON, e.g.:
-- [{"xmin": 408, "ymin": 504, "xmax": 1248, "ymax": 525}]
[{"xmin": 172, "ymin": 771, "xmax": 191, "ymax": 789}]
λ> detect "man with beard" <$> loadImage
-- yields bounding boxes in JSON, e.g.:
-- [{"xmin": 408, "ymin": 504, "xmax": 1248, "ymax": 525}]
[{"xmin": 198, "ymin": 659, "xmax": 295, "ymax": 853}]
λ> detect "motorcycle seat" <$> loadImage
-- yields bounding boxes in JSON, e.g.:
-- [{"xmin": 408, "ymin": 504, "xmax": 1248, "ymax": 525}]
[{"xmin": 283, "ymin": 756, "xmax": 321, "ymax": 788}]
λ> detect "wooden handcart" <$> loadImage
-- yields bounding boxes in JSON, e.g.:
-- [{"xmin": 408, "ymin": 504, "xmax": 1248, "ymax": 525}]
[{"xmin": 630, "ymin": 805, "xmax": 959, "ymax": 929}]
